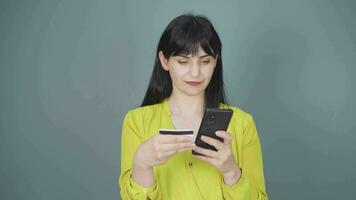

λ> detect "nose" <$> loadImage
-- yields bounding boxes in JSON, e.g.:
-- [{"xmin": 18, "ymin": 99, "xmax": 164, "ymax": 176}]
[{"xmin": 190, "ymin": 62, "xmax": 200, "ymax": 77}]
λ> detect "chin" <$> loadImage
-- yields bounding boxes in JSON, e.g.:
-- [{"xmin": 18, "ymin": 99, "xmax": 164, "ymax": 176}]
[{"xmin": 183, "ymin": 88, "xmax": 206, "ymax": 96}]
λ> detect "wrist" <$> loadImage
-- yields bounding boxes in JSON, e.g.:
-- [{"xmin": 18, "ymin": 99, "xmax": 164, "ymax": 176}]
[
  {"xmin": 223, "ymin": 166, "xmax": 241, "ymax": 186},
  {"xmin": 132, "ymin": 153, "xmax": 155, "ymax": 187},
  {"xmin": 133, "ymin": 160, "xmax": 151, "ymax": 172},
  {"xmin": 133, "ymin": 151, "xmax": 152, "ymax": 171}
]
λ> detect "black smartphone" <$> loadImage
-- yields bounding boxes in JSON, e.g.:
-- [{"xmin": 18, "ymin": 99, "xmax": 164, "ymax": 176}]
[{"xmin": 192, "ymin": 108, "xmax": 233, "ymax": 156}]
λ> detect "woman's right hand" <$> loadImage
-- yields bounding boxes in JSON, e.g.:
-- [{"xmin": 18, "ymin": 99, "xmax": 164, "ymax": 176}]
[
  {"xmin": 132, "ymin": 134, "xmax": 194, "ymax": 187},
  {"xmin": 133, "ymin": 134, "xmax": 195, "ymax": 169}
]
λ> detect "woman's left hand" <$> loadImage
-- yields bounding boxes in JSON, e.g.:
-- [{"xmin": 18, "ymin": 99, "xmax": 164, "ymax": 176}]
[{"xmin": 193, "ymin": 131, "xmax": 241, "ymax": 185}]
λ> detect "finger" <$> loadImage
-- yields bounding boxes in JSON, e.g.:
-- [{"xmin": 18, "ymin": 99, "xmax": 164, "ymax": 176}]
[
  {"xmin": 201, "ymin": 135, "xmax": 224, "ymax": 150},
  {"xmin": 176, "ymin": 145, "xmax": 194, "ymax": 153},
  {"xmin": 159, "ymin": 146, "xmax": 191, "ymax": 160},
  {"xmin": 215, "ymin": 131, "xmax": 233, "ymax": 144},
  {"xmin": 157, "ymin": 150, "xmax": 176, "ymax": 161},
  {"xmin": 160, "ymin": 142, "xmax": 195, "ymax": 152},
  {"xmin": 192, "ymin": 146, "xmax": 219, "ymax": 158},
  {"xmin": 159, "ymin": 134, "xmax": 194, "ymax": 144}
]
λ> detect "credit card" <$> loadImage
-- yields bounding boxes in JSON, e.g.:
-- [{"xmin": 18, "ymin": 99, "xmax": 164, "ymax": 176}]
[{"xmin": 159, "ymin": 129, "xmax": 193, "ymax": 135}]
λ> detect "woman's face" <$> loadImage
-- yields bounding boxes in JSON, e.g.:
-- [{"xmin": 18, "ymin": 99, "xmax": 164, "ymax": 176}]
[{"xmin": 159, "ymin": 46, "xmax": 217, "ymax": 97}]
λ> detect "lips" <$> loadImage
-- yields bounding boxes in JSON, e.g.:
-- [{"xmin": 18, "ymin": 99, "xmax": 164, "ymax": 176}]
[{"xmin": 185, "ymin": 81, "xmax": 202, "ymax": 86}]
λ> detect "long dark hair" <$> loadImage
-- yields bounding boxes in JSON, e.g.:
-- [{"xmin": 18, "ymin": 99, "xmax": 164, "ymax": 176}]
[{"xmin": 141, "ymin": 13, "xmax": 228, "ymax": 108}]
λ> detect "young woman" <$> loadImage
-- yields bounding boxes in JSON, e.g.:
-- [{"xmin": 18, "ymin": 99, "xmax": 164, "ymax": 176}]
[{"xmin": 119, "ymin": 14, "xmax": 268, "ymax": 200}]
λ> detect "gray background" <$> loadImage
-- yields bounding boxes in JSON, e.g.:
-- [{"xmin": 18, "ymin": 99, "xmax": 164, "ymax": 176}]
[{"xmin": 1, "ymin": 0, "xmax": 355, "ymax": 199}]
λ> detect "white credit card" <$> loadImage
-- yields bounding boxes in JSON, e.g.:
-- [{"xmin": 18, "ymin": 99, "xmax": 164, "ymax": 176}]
[{"xmin": 159, "ymin": 129, "xmax": 193, "ymax": 135}]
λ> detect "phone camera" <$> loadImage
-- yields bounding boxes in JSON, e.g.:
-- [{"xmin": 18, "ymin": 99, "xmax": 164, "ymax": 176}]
[{"xmin": 208, "ymin": 114, "xmax": 215, "ymax": 121}]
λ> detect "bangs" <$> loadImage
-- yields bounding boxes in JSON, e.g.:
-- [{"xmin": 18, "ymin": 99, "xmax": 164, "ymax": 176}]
[
  {"xmin": 171, "ymin": 40, "xmax": 216, "ymax": 58},
  {"xmin": 166, "ymin": 19, "xmax": 220, "ymax": 58}
]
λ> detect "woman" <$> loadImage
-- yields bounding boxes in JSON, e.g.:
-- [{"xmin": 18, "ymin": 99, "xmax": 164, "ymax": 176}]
[{"xmin": 119, "ymin": 14, "xmax": 268, "ymax": 200}]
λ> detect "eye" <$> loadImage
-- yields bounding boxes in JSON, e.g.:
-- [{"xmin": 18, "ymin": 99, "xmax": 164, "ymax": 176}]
[
  {"xmin": 201, "ymin": 60, "xmax": 210, "ymax": 64},
  {"xmin": 178, "ymin": 60, "xmax": 188, "ymax": 64}
]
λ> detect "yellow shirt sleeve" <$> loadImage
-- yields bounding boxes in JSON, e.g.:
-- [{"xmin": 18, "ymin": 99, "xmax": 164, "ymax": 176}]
[
  {"xmin": 118, "ymin": 110, "xmax": 162, "ymax": 200},
  {"xmin": 221, "ymin": 114, "xmax": 269, "ymax": 200}
]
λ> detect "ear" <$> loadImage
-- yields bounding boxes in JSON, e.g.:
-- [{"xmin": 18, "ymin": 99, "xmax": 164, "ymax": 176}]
[
  {"xmin": 213, "ymin": 55, "xmax": 218, "ymax": 69},
  {"xmin": 158, "ymin": 51, "xmax": 169, "ymax": 71}
]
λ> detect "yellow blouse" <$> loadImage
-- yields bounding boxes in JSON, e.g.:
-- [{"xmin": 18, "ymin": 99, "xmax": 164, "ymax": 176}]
[{"xmin": 119, "ymin": 98, "xmax": 269, "ymax": 200}]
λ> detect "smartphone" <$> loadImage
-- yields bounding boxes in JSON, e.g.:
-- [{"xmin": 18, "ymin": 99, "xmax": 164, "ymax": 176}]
[
  {"xmin": 192, "ymin": 108, "xmax": 233, "ymax": 156},
  {"xmin": 159, "ymin": 129, "xmax": 193, "ymax": 135}
]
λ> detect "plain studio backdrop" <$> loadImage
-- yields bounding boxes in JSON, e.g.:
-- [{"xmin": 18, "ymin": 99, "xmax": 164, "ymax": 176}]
[{"xmin": 0, "ymin": 0, "xmax": 355, "ymax": 199}]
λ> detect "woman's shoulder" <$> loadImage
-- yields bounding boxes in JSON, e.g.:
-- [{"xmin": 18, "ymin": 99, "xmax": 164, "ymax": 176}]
[{"xmin": 124, "ymin": 101, "xmax": 165, "ymax": 120}]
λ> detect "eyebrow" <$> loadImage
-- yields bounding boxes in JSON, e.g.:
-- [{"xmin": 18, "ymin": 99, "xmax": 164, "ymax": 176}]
[{"xmin": 175, "ymin": 54, "xmax": 211, "ymax": 59}]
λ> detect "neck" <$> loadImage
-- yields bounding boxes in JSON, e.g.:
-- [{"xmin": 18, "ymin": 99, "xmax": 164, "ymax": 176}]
[{"xmin": 168, "ymin": 90, "xmax": 205, "ymax": 117}]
